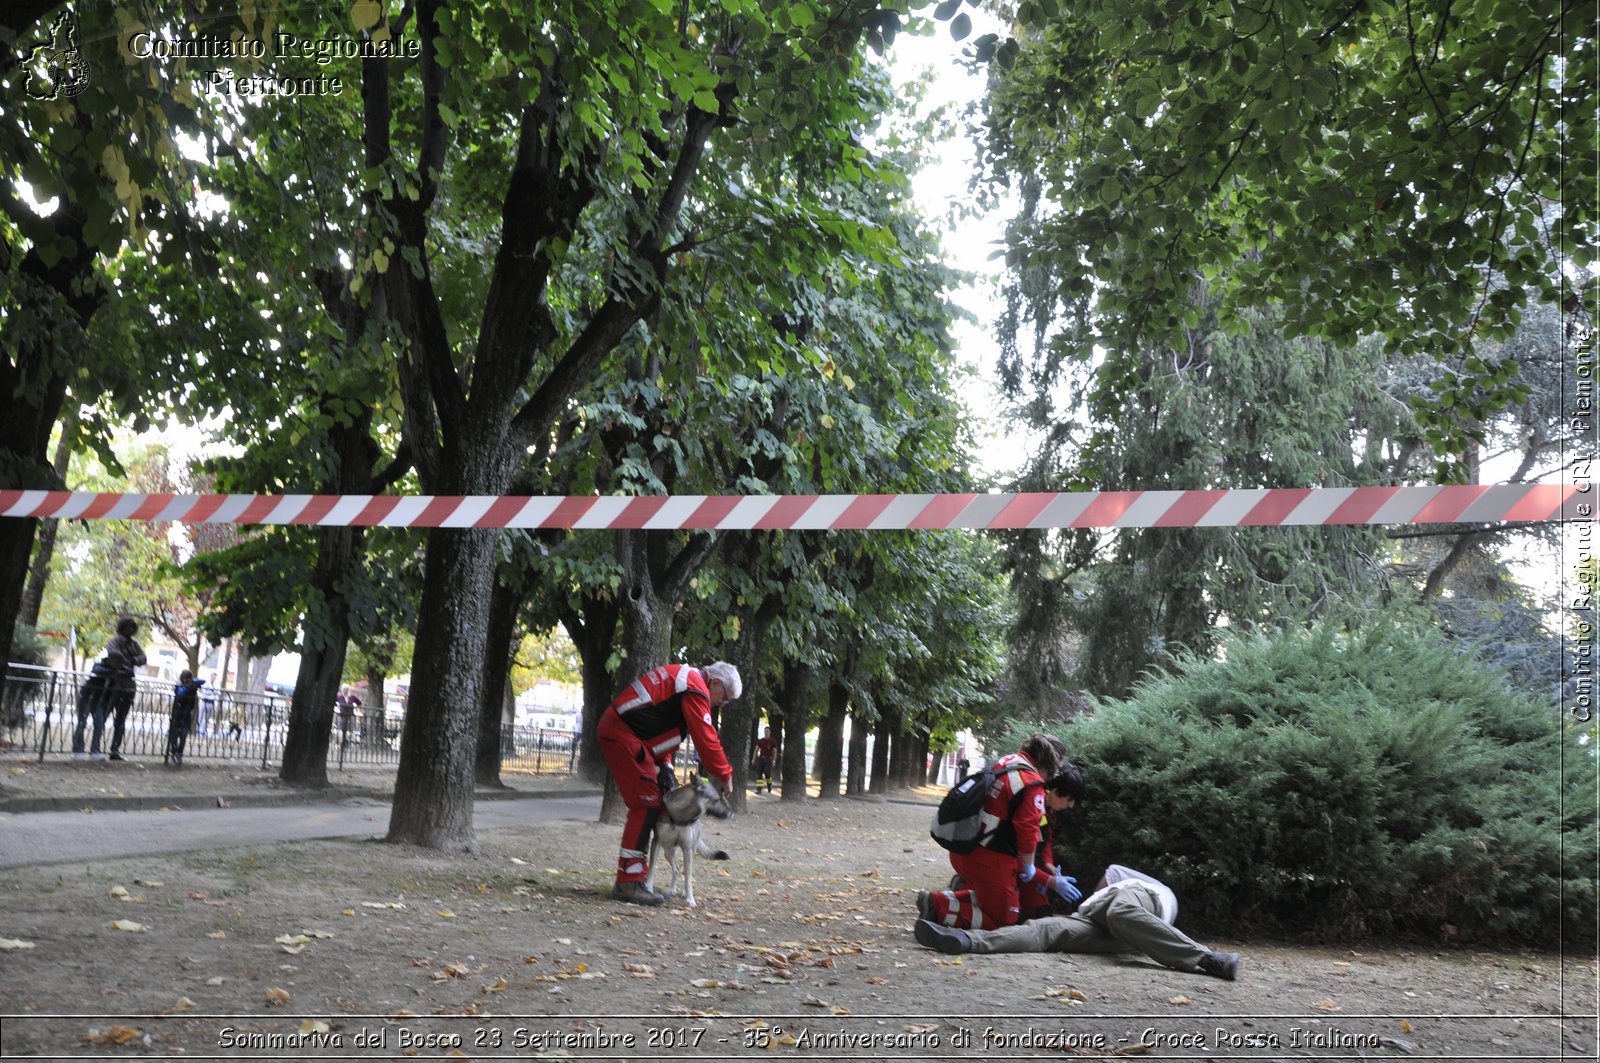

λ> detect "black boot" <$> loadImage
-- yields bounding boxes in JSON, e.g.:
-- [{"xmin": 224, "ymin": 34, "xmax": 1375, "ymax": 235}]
[
  {"xmin": 913, "ymin": 919, "xmax": 971, "ymax": 955},
  {"xmin": 1197, "ymin": 951, "xmax": 1241, "ymax": 980},
  {"xmin": 610, "ymin": 881, "xmax": 665, "ymax": 907}
]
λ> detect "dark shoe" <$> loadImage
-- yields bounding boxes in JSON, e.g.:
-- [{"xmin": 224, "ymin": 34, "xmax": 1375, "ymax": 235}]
[
  {"xmin": 915, "ymin": 889, "xmax": 933, "ymax": 921},
  {"xmin": 610, "ymin": 881, "xmax": 665, "ymax": 907},
  {"xmin": 914, "ymin": 919, "xmax": 970, "ymax": 955},
  {"xmin": 1197, "ymin": 950, "xmax": 1241, "ymax": 981},
  {"xmin": 108, "ymin": 752, "xmax": 125, "ymax": 761}
]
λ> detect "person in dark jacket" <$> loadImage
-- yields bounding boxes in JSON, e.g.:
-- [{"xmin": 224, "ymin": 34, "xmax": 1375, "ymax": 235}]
[
  {"xmin": 102, "ymin": 617, "xmax": 148, "ymax": 761},
  {"xmin": 165, "ymin": 671, "xmax": 204, "ymax": 767}
]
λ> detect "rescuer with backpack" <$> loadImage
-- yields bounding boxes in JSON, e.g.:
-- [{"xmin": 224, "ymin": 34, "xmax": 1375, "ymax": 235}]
[{"xmin": 919, "ymin": 733, "xmax": 1078, "ymax": 929}]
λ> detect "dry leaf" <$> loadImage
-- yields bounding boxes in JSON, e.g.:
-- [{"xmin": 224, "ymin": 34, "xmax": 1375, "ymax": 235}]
[
  {"xmin": 438, "ymin": 909, "xmax": 457, "ymax": 919},
  {"xmin": 482, "ymin": 977, "xmax": 508, "ymax": 993},
  {"xmin": 361, "ymin": 901, "xmax": 406, "ymax": 910},
  {"xmin": 1167, "ymin": 995, "xmax": 1192, "ymax": 1006},
  {"xmin": 0, "ymin": 938, "xmax": 36, "ymax": 950},
  {"xmin": 275, "ymin": 933, "xmax": 312, "ymax": 946},
  {"xmin": 109, "ymin": 919, "xmax": 148, "ymax": 933},
  {"xmin": 107, "ymin": 885, "xmax": 130, "ymax": 900},
  {"xmin": 84, "ymin": 1025, "xmax": 142, "ymax": 1045},
  {"xmin": 300, "ymin": 1019, "xmax": 331, "ymax": 1035},
  {"xmin": 623, "ymin": 963, "xmax": 656, "ymax": 978},
  {"xmin": 1313, "ymin": 997, "xmax": 1341, "ymax": 1012},
  {"xmin": 281, "ymin": 944, "xmax": 308, "ymax": 955},
  {"xmin": 205, "ymin": 977, "xmax": 226, "ymax": 987},
  {"xmin": 301, "ymin": 929, "xmax": 334, "ymax": 939},
  {"xmin": 264, "ymin": 987, "xmax": 291, "ymax": 1007}
]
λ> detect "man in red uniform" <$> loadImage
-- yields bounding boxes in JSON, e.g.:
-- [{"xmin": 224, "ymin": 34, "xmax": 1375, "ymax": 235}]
[
  {"xmin": 599, "ymin": 661, "xmax": 741, "ymax": 905},
  {"xmin": 918, "ymin": 733, "xmax": 1070, "ymax": 929}
]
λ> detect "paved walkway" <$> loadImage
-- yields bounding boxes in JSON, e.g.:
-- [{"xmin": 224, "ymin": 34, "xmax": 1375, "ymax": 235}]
[{"xmin": 0, "ymin": 751, "xmax": 605, "ymax": 868}]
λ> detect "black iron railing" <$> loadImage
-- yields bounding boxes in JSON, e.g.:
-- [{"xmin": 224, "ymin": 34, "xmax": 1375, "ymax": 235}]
[{"xmin": 1, "ymin": 664, "xmax": 579, "ymax": 775}]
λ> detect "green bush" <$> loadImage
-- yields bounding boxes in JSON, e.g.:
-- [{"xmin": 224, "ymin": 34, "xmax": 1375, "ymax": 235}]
[{"xmin": 1044, "ymin": 620, "xmax": 1595, "ymax": 946}]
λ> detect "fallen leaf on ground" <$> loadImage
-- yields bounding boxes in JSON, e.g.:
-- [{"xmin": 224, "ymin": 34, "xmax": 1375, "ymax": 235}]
[
  {"xmin": 107, "ymin": 885, "xmax": 130, "ymax": 900},
  {"xmin": 205, "ymin": 931, "xmax": 226, "ymax": 940},
  {"xmin": 109, "ymin": 920, "xmax": 148, "ymax": 933},
  {"xmin": 83, "ymin": 1025, "xmax": 142, "ymax": 1045},
  {"xmin": 0, "ymin": 939, "xmax": 36, "ymax": 950},
  {"xmin": 275, "ymin": 933, "xmax": 312, "ymax": 946},
  {"xmin": 300, "ymin": 1019, "xmax": 331, "ymax": 1035},
  {"xmin": 1167, "ymin": 995, "xmax": 1192, "ymax": 1006},
  {"xmin": 1313, "ymin": 997, "xmax": 1341, "ymax": 1011},
  {"xmin": 168, "ymin": 997, "xmax": 196, "ymax": 1012},
  {"xmin": 264, "ymin": 987, "xmax": 291, "ymax": 1007},
  {"xmin": 482, "ymin": 977, "xmax": 508, "ymax": 993}
]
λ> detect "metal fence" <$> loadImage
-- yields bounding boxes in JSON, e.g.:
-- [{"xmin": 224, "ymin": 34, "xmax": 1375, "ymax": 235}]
[{"xmin": 1, "ymin": 664, "xmax": 579, "ymax": 775}]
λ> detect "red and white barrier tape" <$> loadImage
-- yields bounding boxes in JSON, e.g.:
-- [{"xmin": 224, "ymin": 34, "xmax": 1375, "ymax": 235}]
[{"xmin": 0, "ymin": 485, "xmax": 1584, "ymax": 529}]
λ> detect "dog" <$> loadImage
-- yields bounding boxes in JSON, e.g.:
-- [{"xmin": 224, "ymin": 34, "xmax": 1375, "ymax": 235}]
[{"xmin": 645, "ymin": 780, "xmax": 732, "ymax": 908}]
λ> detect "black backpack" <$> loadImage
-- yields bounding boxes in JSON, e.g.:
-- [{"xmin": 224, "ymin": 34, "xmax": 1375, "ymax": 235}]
[{"xmin": 930, "ymin": 765, "xmax": 1038, "ymax": 854}]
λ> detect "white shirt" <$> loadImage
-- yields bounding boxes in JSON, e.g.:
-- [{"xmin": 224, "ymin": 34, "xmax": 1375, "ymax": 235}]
[{"xmin": 1091, "ymin": 864, "xmax": 1179, "ymax": 924}]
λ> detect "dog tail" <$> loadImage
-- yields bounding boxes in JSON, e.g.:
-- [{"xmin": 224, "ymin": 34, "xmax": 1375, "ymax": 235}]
[{"xmin": 695, "ymin": 840, "xmax": 730, "ymax": 860}]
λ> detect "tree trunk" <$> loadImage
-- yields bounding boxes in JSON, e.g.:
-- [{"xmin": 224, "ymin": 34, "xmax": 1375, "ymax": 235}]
[
  {"xmin": 475, "ymin": 573, "xmax": 523, "ymax": 788},
  {"xmin": 363, "ymin": 661, "xmax": 389, "ymax": 744},
  {"xmin": 280, "ymin": 524, "xmax": 363, "ymax": 787},
  {"xmin": 870, "ymin": 708, "xmax": 893, "ymax": 795},
  {"xmin": 814, "ymin": 679, "xmax": 848, "ymax": 799},
  {"xmin": 846, "ymin": 705, "xmax": 870, "ymax": 796},
  {"xmin": 18, "ymin": 421, "xmax": 73, "ymax": 629},
  {"xmin": 777, "ymin": 659, "xmax": 810, "ymax": 802},
  {"xmin": 386, "ymin": 526, "xmax": 498, "ymax": 851},
  {"xmin": 718, "ymin": 608, "xmax": 767, "ymax": 811}
]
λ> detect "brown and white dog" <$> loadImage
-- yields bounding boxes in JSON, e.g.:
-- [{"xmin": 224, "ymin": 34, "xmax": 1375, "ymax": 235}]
[{"xmin": 645, "ymin": 780, "xmax": 732, "ymax": 908}]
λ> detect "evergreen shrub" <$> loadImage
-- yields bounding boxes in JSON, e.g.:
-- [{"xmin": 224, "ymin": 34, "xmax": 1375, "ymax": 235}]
[{"xmin": 1045, "ymin": 620, "xmax": 1595, "ymax": 946}]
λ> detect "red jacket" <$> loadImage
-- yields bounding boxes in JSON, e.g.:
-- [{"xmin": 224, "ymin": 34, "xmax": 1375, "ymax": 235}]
[
  {"xmin": 605, "ymin": 665, "xmax": 733, "ymax": 782},
  {"xmin": 982, "ymin": 751, "xmax": 1046, "ymax": 861}
]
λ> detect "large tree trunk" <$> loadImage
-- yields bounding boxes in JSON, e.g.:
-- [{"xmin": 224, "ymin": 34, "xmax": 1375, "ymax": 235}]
[
  {"xmin": 720, "ymin": 588, "xmax": 782, "ymax": 811},
  {"xmin": 18, "ymin": 422, "xmax": 73, "ymax": 628},
  {"xmin": 475, "ymin": 573, "xmax": 524, "ymax": 788},
  {"xmin": 566, "ymin": 601, "xmax": 620, "ymax": 787},
  {"xmin": 846, "ymin": 704, "xmax": 870, "ymax": 796},
  {"xmin": 814, "ymin": 679, "xmax": 849, "ymax": 799},
  {"xmin": 869, "ymin": 707, "xmax": 893, "ymax": 795},
  {"xmin": 598, "ymin": 528, "xmax": 681, "ymax": 824},
  {"xmin": 280, "ymin": 524, "xmax": 363, "ymax": 787},
  {"xmin": 777, "ymin": 659, "xmax": 810, "ymax": 802},
  {"xmin": 386, "ymin": 525, "xmax": 499, "ymax": 851}
]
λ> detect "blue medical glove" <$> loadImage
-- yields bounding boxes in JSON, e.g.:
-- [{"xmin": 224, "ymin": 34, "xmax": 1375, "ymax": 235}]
[
  {"xmin": 1017, "ymin": 862, "xmax": 1036, "ymax": 885},
  {"xmin": 1050, "ymin": 875, "xmax": 1082, "ymax": 902}
]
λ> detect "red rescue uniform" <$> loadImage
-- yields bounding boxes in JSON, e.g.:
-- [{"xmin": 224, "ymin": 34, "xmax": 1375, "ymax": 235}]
[
  {"xmin": 927, "ymin": 751, "xmax": 1046, "ymax": 929},
  {"xmin": 599, "ymin": 665, "xmax": 733, "ymax": 884}
]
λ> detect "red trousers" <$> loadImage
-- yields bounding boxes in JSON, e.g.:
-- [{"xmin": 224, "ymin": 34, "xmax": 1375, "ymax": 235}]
[
  {"xmin": 928, "ymin": 846, "xmax": 1021, "ymax": 930},
  {"xmin": 597, "ymin": 710, "xmax": 667, "ymax": 884}
]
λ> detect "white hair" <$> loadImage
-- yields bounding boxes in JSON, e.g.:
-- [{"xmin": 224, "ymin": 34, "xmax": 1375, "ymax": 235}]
[{"xmin": 704, "ymin": 661, "xmax": 742, "ymax": 700}]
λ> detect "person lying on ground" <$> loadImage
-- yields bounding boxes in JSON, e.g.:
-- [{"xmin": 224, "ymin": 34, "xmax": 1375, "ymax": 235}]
[{"xmin": 913, "ymin": 863, "xmax": 1242, "ymax": 981}]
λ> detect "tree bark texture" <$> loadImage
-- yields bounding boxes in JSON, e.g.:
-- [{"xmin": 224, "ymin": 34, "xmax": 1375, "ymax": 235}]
[
  {"xmin": 846, "ymin": 705, "xmax": 870, "ymax": 796},
  {"xmin": 814, "ymin": 679, "xmax": 849, "ymax": 799},
  {"xmin": 475, "ymin": 573, "xmax": 524, "ymax": 788},
  {"xmin": 778, "ymin": 659, "xmax": 810, "ymax": 801},
  {"xmin": 279, "ymin": 525, "xmax": 363, "ymax": 787},
  {"xmin": 869, "ymin": 708, "xmax": 893, "ymax": 795},
  {"xmin": 386, "ymin": 526, "xmax": 498, "ymax": 851}
]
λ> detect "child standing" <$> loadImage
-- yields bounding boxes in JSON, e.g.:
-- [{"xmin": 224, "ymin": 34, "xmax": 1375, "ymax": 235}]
[{"xmin": 165, "ymin": 671, "xmax": 204, "ymax": 767}]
